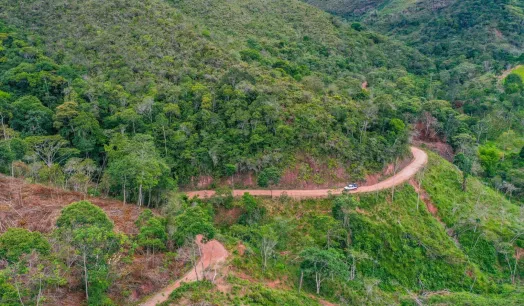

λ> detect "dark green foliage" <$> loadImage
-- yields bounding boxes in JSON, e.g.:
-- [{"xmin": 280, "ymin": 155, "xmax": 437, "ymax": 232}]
[
  {"xmin": 0, "ymin": 228, "xmax": 50, "ymax": 263},
  {"xmin": 10, "ymin": 96, "xmax": 53, "ymax": 136},
  {"xmin": 239, "ymin": 193, "xmax": 266, "ymax": 225},
  {"xmin": 257, "ymin": 167, "xmax": 281, "ymax": 188},
  {"xmin": 453, "ymin": 152, "xmax": 472, "ymax": 191},
  {"xmin": 0, "ymin": 0, "xmax": 426, "ymax": 194},
  {"xmin": 105, "ymin": 134, "xmax": 172, "ymax": 206},
  {"xmin": 0, "ymin": 140, "xmax": 14, "ymax": 172},
  {"xmin": 300, "ymin": 247, "xmax": 349, "ymax": 294}
]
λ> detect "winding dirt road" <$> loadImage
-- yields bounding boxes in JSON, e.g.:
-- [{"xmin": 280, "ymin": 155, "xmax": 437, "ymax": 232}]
[
  {"xmin": 142, "ymin": 147, "xmax": 427, "ymax": 305},
  {"xmin": 141, "ymin": 235, "xmax": 228, "ymax": 306},
  {"xmin": 186, "ymin": 147, "xmax": 428, "ymax": 199}
]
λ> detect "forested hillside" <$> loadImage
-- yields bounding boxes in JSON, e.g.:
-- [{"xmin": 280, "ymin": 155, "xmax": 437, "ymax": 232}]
[
  {"xmin": 0, "ymin": 0, "xmax": 522, "ymax": 305},
  {"xmin": 0, "ymin": 0, "xmax": 441, "ymax": 205},
  {"xmin": 304, "ymin": 0, "xmax": 524, "ymax": 66},
  {"xmin": 303, "ymin": 0, "xmax": 524, "ymax": 200}
]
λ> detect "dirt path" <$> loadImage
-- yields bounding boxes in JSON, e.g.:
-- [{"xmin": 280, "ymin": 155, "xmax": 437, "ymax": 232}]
[
  {"xmin": 140, "ymin": 235, "xmax": 228, "ymax": 306},
  {"xmin": 186, "ymin": 147, "xmax": 428, "ymax": 199},
  {"xmin": 499, "ymin": 65, "xmax": 522, "ymax": 82}
]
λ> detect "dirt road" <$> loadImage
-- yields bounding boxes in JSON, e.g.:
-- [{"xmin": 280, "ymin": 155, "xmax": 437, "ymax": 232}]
[
  {"xmin": 186, "ymin": 147, "xmax": 428, "ymax": 199},
  {"xmin": 140, "ymin": 235, "xmax": 228, "ymax": 306},
  {"xmin": 499, "ymin": 65, "xmax": 522, "ymax": 82}
]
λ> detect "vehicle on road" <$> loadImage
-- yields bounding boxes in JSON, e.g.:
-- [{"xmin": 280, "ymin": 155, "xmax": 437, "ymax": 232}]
[{"xmin": 343, "ymin": 183, "xmax": 358, "ymax": 192}]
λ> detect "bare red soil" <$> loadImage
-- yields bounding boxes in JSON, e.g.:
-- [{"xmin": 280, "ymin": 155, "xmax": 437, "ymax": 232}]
[
  {"xmin": 141, "ymin": 235, "xmax": 229, "ymax": 306},
  {"xmin": 0, "ymin": 175, "xmax": 141, "ymax": 234}
]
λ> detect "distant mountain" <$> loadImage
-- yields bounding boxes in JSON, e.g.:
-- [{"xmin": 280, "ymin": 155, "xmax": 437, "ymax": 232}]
[{"xmin": 304, "ymin": 0, "xmax": 524, "ymax": 72}]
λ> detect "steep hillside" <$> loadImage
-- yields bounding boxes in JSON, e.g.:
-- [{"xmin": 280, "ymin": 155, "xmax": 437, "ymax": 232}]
[
  {"xmin": 304, "ymin": 0, "xmax": 524, "ymax": 71},
  {"xmin": 180, "ymin": 149, "xmax": 522, "ymax": 304},
  {"xmin": 203, "ymin": 149, "xmax": 521, "ymax": 304},
  {"xmin": 0, "ymin": 0, "xmax": 436, "ymax": 205}
]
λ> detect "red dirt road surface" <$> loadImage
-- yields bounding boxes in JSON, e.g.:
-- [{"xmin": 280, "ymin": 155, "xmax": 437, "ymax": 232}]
[
  {"xmin": 186, "ymin": 147, "xmax": 428, "ymax": 199},
  {"xmin": 141, "ymin": 235, "xmax": 229, "ymax": 306}
]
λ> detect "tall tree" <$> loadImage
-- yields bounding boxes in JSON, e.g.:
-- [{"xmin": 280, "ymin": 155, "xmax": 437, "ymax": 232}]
[
  {"xmin": 454, "ymin": 152, "xmax": 473, "ymax": 191},
  {"xmin": 300, "ymin": 247, "xmax": 349, "ymax": 294},
  {"xmin": 106, "ymin": 134, "xmax": 171, "ymax": 206},
  {"xmin": 56, "ymin": 201, "xmax": 122, "ymax": 305}
]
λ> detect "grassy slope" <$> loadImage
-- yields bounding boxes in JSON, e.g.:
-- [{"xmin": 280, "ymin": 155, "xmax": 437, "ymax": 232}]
[
  {"xmin": 421, "ymin": 149, "xmax": 523, "ymax": 282},
  {"xmin": 509, "ymin": 66, "xmax": 524, "ymax": 80},
  {"xmin": 160, "ymin": 279, "xmax": 323, "ymax": 306},
  {"xmin": 209, "ymin": 149, "xmax": 523, "ymax": 304}
]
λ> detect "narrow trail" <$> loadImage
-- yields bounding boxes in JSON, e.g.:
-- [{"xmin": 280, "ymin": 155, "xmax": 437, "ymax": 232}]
[
  {"xmin": 141, "ymin": 235, "xmax": 228, "ymax": 306},
  {"xmin": 186, "ymin": 147, "xmax": 428, "ymax": 199},
  {"xmin": 499, "ymin": 64, "xmax": 522, "ymax": 82}
]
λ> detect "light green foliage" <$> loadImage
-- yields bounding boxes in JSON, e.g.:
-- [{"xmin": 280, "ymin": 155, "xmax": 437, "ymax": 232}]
[
  {"xmin": 351, "ymin": 186, "xmax": 488, "ymax": 292},
  {"xmin": 0, "ymin": 228, "xmax": 50, "ymax": 263},
  {"xmin": 172, "ymin": 205, "xmax": 215, "ymax": 246},
  {"xmin": 56, "ymin": 201, "xmax": 114, "ymax": 230},
  {"xmin": 508, "ymin": 66, "xmax": 524, "ymax": 82},
  {"xmin": 0, "ymin": 271, "xmax": 19, "ymax": 305},
  {"xmin": 162, "ymin": 279, "xmax": 323, "ymax": 305},
  {"xmin": 478, "ymin": 145, "xmax": 502, "ymax": 177},
  {"xmin": 423, "ymin": 290, "xmax": 524, "ymax": 306},
  {"xmin": 421, "ymin": 150, "xmax": 523, "ymax": 282}
]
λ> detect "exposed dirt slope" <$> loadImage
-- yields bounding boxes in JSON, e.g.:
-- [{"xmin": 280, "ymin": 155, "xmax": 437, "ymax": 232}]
[
  {"xmin": 0, "ymin": 175, "xmax": 141, "ymax": 234},
  {"xmin": 186, "ymin": 147, "xmax": 428, "ymax": 199},
  {"xmin": 141, "ymin": 235, "xmax": 229, "ymax": 306}
]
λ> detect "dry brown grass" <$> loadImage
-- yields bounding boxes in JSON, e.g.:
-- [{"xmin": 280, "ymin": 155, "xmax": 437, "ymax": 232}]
[{"xmin": 0, "ymin": 174, "xmax": 141, "ymax": 234}]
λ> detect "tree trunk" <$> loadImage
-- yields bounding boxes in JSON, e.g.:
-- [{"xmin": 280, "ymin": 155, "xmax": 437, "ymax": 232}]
[
  {"xmin": 138, "ymin": 183, "xmax": 143, "ymax": 206},
  {"xmin": 462, "ymin": 174, "xmax": 467, "ymax": 192},
  {"xmin": 350, "ymin": 256, "xmax": 356, "ymax": 280},
  {"xmin": 298, "ymin": 270, "xmax": 303, "ymax": 293},
  {"xmin": 83, "ymin": 251, "xmax": 89, "ymax": 302},
  {"xmin": 122, "ymin": 175, "xmax": 127, "ymax": 205},
  {"xmin": 315, "ymin": 273, "xmax": 321, "ymax": 294}
]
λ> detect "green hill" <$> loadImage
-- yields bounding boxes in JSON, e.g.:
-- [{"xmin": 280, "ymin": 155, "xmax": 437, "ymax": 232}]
[
  {"xmin": 184, "ymin": 149, "xmax": 522, "ymax": 305},
  {"xmin": 0, "ymin": 0, "xmax": 433, "ymax": 203},
  {"xmin": 304, "ymin": 0, "xmax": 524, "ymax": 97}
]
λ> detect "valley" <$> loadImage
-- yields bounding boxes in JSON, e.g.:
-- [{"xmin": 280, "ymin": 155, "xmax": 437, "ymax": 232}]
[{"xmin": 0, "ymin": 0, "xmax": 522, "ymax": 305}]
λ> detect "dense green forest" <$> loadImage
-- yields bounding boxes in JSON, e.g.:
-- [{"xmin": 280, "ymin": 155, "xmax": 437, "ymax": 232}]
[
  {"xmin": 0, "ymin": 0, "xmax": 522, "ymax": 305},
  {"xmin": 0, "ymin": 0, "xmax": 522, "ymax": 204},
  {"xmin": 303, "ymin": 0, "xmax": 524, "ymax": 200},
  {"xmin": 0, "ymin": 0, "xmax": 442, "ymax": 205}
]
